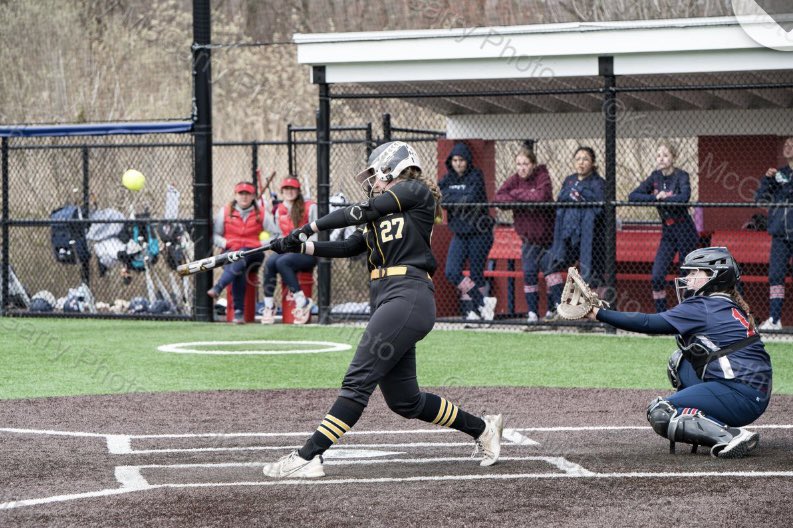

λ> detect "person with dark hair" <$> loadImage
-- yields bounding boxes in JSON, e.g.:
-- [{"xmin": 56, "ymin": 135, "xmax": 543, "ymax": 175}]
[
  {"xmin": 541, "ymin": 146, "xmax": 605, "ymax": 319},
  {"xmin": 494, "ymin": 146, "xmax": 554, "ymax": 322},
  {"xmin": 207, "ymin": 181, "xmax": 268, "ymax": 324},
  {"xmin": 260, "ymin": 178, "xmax": 317, "ymax": 325},
  {"xmin": 756, "ymin": 136, "xmax": 793, "ymax": 330},
  {"xmin": 259, "ymin": 141, "xmax": 503, "ymax": 479},
  {"xmin": 629, "ymin": 141, "xmax": 698, "ymax": 313},
  {"xmin": 585, "ymin": 247, "xmax": 771, "ymax": 459},
  {"xmin": 439, "ymin": 142, "xmax": 497, "ymax": 323}
]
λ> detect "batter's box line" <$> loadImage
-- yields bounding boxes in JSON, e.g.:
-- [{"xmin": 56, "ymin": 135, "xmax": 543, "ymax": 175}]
[{"xmin": 106, "ymin": 429, "xmax": 538, "ymax": 454}]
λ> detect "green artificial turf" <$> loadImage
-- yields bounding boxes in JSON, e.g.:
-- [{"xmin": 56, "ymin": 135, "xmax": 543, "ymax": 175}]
[{"xmin": 0, "ymin": 318, "xmax": 790, "ymax": 399}]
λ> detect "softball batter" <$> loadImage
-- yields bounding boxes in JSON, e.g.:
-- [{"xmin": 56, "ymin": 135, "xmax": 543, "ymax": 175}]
[{"xmin": 262, "ymin": 141, "xmax": 504, "ymax": 478}]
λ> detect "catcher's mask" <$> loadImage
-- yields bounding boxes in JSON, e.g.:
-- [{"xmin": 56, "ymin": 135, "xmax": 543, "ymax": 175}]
[
  {"xmin": 356, "ymin": 141, "xmax": 421, "ymax": 197},
  {"xmin": 675, "ymin": 246, "xmax": 740, "ymax": 303}
]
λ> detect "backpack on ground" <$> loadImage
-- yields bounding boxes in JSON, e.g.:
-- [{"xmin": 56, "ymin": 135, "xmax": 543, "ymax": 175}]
[{"xmin": 50, "ymin": 205, "xmax": 90, "ymax": 264}]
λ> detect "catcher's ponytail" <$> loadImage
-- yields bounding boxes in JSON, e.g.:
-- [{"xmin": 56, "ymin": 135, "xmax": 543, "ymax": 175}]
[{"xmin": 728, "ymin": 287, "xmax": 757, "ymax": 331}]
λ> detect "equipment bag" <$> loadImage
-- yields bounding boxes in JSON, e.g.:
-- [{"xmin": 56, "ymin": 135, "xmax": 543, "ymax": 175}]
[{"xmin": 50, "ymin": 205, "xmax": 90, "ymax": 264}]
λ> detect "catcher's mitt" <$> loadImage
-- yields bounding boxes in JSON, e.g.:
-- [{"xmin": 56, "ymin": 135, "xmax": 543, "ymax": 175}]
[{"xmin": 557, "ymin": 267, "xmax": 609, "ymax": 320}]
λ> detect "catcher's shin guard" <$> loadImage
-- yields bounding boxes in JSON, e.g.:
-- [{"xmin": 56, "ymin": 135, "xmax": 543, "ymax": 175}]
[
  {"xmin": 667, "ymin": 409, "xmax": 754, "ymax": 457},
  {"xmin": 647, "ymin": 397, "xmax": 676, "ymax": 438}
]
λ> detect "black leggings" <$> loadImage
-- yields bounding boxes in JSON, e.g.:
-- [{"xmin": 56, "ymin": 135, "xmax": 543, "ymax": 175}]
[{"xmin": 340, "ymin": 275, "xmax": 435, "ymax": 417}]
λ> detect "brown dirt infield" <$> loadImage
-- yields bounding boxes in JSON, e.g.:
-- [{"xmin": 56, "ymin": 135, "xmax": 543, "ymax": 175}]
[{"xmin": 1, "ymin": 387, "xmax": 792, "ymax": 527}]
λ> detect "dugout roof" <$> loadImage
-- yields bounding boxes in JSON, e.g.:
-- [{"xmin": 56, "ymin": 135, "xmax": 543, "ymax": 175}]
[{"xmin": 293, "ymin": 16, "xmax": 793, "ymax": 136}]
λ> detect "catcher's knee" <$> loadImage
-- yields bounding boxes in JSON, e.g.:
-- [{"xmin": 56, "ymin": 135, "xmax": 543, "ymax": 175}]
[{"xmin": 647, "ymin": 397, "xmax": 676, "ymax": 439}]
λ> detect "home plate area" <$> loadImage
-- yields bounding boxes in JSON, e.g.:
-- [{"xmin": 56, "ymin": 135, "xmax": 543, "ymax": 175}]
[
  {"xmin": 114, "ymin": 428, "xmax": 587, "ymax": 489},
  {"xmin": 2, "ymin": 388, "xmax": 792, "ymax": 525}
]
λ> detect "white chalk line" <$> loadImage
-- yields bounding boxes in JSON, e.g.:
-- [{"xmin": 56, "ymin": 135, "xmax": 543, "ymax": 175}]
[
  {"xmin": 3, "ymin": 423, "xmax": 793, "ymax": 512},
  {"xmin": 157, "ymin": 340, "xmax": 352, "ymax": 355}
]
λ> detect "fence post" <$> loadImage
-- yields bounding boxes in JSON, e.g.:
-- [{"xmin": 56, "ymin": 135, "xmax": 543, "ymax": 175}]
[
  {"xmin": 251, "ymin": 142, "xmax": 258, "ymax": 185},
  {"xmin": 80, "ymin": 146, "xmax": 91, "ymax": 285},
  {"xmin": 1, "ymin": 137, "xmax": 8, "ymax": 316},
  {"xmin": 382, "ymin": 113, "xmax": 392, "ymax": 142},
  {"xmin": 314, "ymin": 66, "xmax": 331, "ymax": 324},
  {"xmin": 192, "ymin": 0, "xmax": 213, "ymax": 322},
  {"xmin": 287, "ymin": 123, "xmax": 294, "ymax": 177},
  {"xmin": 600, "ymin": 56, "xmax": 618, "ymax": 314},
  {"xmin": 365, "ymin": 122, "xmax": 373, "ymax": 158}
]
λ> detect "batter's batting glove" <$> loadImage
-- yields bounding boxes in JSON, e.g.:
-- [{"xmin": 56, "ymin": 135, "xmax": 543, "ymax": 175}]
[{"xmin": 270, "ymin": 236, "xmax": 304, "ymax": 254}]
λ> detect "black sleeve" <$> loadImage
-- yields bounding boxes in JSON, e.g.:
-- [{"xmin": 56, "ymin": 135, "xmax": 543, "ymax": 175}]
[
  {"xmin": 596, "ymin": 309, "xmax": 677, "ymax": 335},
  {"xmin": 311, "ymin": 230, "xmax": 367, "ymax": 258},
  {"xmin": 315, "ymin": 181, "xmax": 430, "ymax": 231}
]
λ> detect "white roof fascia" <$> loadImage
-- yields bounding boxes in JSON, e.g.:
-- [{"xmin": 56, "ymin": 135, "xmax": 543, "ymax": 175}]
[
  {"xmin": 295, "ymin": 16, "xmax": 788, "ymax": 81},
  {"xmin": 447, "ymin": 108, "xmax": 793, "ymax": 140}
]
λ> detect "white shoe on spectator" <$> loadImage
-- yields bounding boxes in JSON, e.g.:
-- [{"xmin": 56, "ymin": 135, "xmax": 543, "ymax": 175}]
[
  {"xmin": 479, "ymin": 297, "xmax": 497, "ymax": 322},
  {"xmin": 292, "ymin": 299, "xmax": 314, "ymax": 325},
  {"xmin": 465, "ymin": 310, "xmax": 481, "ymax": 321},
  {"xmin": 544, "ymin": 310, "xmax": 559, "ymax": 322},
  {"xmin": 759, "ymin": 317, "xmax": 782, "ymax": 330},
  {"xmin": 527, "ymin": 311, "xmax": 539, "ymax": 323},
  {"xmin": 260, "ymin": 307, "xmax": 275, "ymax": 325}
]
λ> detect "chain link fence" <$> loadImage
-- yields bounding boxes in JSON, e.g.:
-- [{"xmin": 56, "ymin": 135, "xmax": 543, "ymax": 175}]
[
  {"xmin": 319, "ymin": 74, "xmax": 793, "ymax": 335},
  {"xmin": 2, "ymin": 74, "xmax": 792, "ymax": 336},
  {"xmin": 1, "ymin": 130, "xmax": 195, "ymax": 319}
]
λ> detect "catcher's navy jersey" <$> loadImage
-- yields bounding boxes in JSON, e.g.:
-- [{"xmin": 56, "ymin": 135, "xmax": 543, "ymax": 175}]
[
  {"xmin": 660, "ymin": 294, "xmax": 772, "ymax": 392},
  {"xmin": 360, "ymin": 179, "xmax": 437, "ymax": 274}
]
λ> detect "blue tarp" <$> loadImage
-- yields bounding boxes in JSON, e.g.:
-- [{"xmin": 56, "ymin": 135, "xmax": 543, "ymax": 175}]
[{"xmin": 0, "ymin": 121, "xmax": 193, "ymax": 138}]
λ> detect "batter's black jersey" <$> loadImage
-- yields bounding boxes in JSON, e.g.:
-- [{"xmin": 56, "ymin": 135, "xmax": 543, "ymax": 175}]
[
  {"xmin": 360, "ymin": 179, "xmax": 437, "ymax": 274},
  {"xmin": 312, "ymin": 179, "xmax": 438, "ymax": 275}
]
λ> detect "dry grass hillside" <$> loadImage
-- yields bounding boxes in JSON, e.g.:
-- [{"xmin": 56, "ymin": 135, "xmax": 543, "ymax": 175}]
[{"xmin": 1, "ymin": 0, "xmax": 731, "ymax": 140}]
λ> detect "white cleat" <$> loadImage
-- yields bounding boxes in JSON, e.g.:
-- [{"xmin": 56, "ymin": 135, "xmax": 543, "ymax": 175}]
[
  {"xmin": 479, "ymin": 297, "xmax": 497, "ymax": 322},
  {"xmin": 712, "ymin": 428, "xmax": 760, "ymax": 459},
  {"xmin": 260, "ymin": 306, "xmax": 275, "ymax": 325},
  {"xmin": 262, "ymin": 451, "xmax": 325, "ymax": 478},
  {"xmin": 759, "ymin": 317, "xmax": 782, "ymax": 331},
  {"xmin": 292, "ymin": 299, "xmax": 315, "ymax": 325},
  {"xmin": 474, "ymin": 414, "xmax": 504, "ymax": 467}
]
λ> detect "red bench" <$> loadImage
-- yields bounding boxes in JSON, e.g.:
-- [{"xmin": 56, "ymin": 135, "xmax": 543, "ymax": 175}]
[
  {"xmin": 710, "ymin": 230, "xmax": 788, "ymax": 284},
  {"xmin": 475, "ymin": 227, "xmax": 681, "ymax": 315}
]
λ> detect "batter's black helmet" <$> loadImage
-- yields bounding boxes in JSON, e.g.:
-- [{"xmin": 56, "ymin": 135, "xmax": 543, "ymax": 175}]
[{"xmin": 675, "ymin": 247, "xmax": 740, "ymax": 302}]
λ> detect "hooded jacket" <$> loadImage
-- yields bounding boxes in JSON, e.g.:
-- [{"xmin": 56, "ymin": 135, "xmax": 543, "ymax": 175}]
[
  {"xmin": 439, "ymin": 143, "xmax": 493, "ymax": 235},
  {"xmin": 756, "ymin": 165, "xmax": 793, "ymax": 239},
  {"xmin": 494, "ymin": 164, "xmax": 554, "ymax": 245},
  {"xmin": 628, "ymin": 169, "xmax": 693, "ymax": 224}
]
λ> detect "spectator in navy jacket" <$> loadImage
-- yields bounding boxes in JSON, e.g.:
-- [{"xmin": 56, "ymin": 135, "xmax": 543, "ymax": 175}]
[
  {"xmin": 494, "ymin": 147, "xmax": 554, "ymax": 322},
  {"xmin": 629, "ymin": 142, "xmax": 698, "ymax": 313},
  {"xmin": 755, "ymin": 136, "xmax": 793, "ymax": 330},
  {"xmin": 541, "ymin": 146, "xmax": 605, "ymax": 319},
  {"xmin": 439, "ymin": 142, "xmax": 497, "ymax": 322}
]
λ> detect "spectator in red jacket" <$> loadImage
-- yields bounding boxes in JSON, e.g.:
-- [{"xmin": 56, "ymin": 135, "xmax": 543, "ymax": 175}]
[
  {"xmin": 495, "ymin": 147, "xmax": 555, "ymax": 322},
  {"xmin": 208, "ymin": 181, "xmax": 268, "ymax": 323}
]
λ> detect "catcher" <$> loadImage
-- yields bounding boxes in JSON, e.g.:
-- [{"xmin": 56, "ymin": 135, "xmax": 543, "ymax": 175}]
[{"xmin": 559, "ymin": 247, "xmax": 772, "ymax": 458}]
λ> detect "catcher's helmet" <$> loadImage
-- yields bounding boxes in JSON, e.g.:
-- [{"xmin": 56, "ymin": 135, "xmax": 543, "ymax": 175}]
[
  {"xmin": 675, "ymin": 246, "xmax": 740, "ymax": 302},
  {"xmin": 357, "ymin": 141, "xmax": 421, "ymax": 196}
]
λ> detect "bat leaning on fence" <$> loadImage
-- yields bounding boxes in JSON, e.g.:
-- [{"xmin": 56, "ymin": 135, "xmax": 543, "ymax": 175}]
[{"xmin": 176, "ymin": 233, "xmax": 308, "ymax": 276}]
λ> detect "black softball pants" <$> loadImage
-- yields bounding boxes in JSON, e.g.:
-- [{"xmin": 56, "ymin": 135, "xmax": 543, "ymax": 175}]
[{"xmin": 340, "ymin": 272, "xmax": 436, "ymax": 418}]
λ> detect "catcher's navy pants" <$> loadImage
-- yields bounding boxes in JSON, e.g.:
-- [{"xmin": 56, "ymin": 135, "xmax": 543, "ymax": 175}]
[
  {"xmin": 340, "ymin": 270, "xmax": 435, "ymax": 416},
  {"xmin": 666, "ymin": 359, "xmax": 769, "ymax": 427}
]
